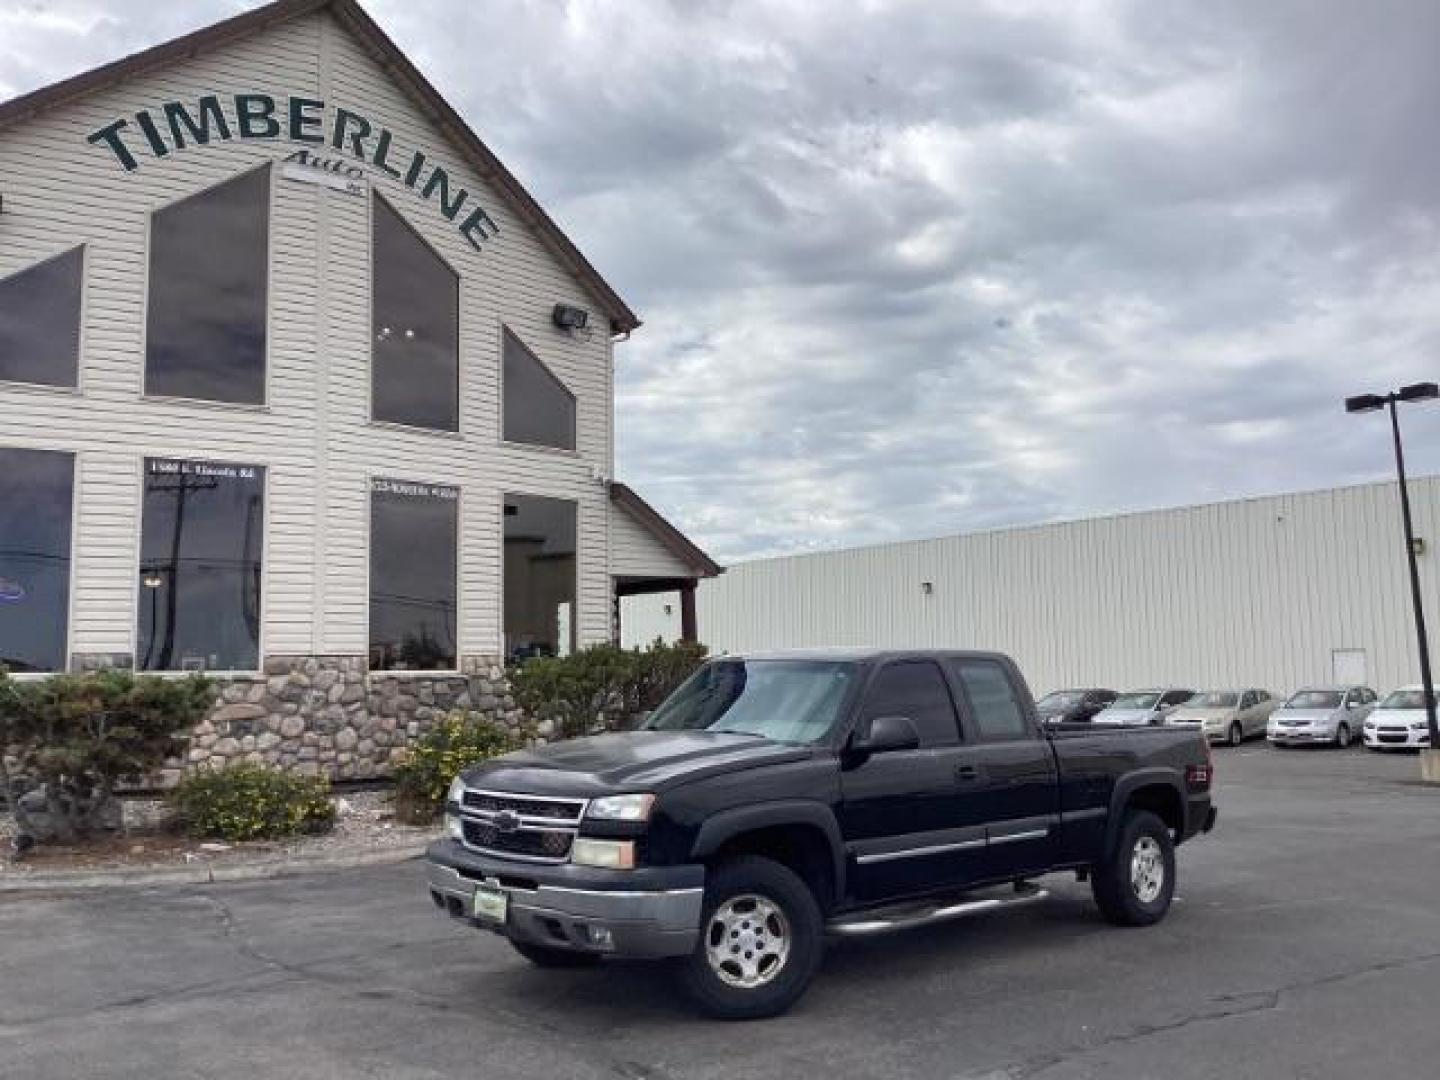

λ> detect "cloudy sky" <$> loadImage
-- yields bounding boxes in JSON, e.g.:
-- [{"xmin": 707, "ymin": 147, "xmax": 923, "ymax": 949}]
[{"xmin": 3, "ymin": 0, "xmax": 1439, "ymax": 563}]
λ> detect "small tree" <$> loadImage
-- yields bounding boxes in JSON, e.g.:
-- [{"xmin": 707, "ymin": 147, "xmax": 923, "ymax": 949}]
[{"xmin": 0, "ymin": 668, "xmax": 215, "ymax": 843}]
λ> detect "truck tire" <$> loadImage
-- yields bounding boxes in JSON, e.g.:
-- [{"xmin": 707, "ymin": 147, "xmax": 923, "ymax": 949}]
[
  {"xmin": 679, "ymin": 855, "xmax": 824, "ymax": 1019},
  {"xmin": 1091, "ymin": 810, "xmax": 1176, "ymax": 927},
  {"xmin": 510, "ymin": 940, "xmax": 603, "ymax": 968}
]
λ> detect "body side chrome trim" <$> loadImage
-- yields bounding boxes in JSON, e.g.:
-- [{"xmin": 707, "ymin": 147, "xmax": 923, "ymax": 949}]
[{"xmin": 856, "ymin": 837, "xmax": 987, "ymax": 865}]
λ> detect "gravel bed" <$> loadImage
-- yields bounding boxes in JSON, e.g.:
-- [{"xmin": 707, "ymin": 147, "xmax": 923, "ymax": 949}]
[{"xmin": 0, "ymin": 789, "xmax": 439, "ymax": 875}]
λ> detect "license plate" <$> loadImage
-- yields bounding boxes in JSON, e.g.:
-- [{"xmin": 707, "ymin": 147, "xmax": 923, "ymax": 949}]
[{"xmin": 473, "ymin": 884, "xmax": 508, "ymax": 924}]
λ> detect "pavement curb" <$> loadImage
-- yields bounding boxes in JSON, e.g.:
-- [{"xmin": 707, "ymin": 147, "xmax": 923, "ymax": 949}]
[{"xmin": 0, "ymin": 844, "xmax": 426, "ymax": 892}]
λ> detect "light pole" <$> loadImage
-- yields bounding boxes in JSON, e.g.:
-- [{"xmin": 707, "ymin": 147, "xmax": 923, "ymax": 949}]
[{"xmin": 1346, "ymin": 382, "xmax": 1440, "ymax": 776}]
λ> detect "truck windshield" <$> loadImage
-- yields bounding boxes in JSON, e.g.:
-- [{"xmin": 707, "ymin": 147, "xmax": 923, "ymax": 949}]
[{"xmin": 643, "ymin": 660, "xmax": 858, "ymax": 745}]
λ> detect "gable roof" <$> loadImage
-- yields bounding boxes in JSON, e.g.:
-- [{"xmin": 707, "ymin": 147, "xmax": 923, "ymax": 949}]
[
  {"xmin": 0, "ymin": 0, "xmax": 639, "ymax": 334},
  {"xmin": 610, "ymin": 483, "xmax": 723, "ymax": 578}
]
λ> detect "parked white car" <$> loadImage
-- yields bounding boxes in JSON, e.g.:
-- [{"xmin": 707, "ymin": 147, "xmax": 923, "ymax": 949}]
[
  {"xmin": 1363, "ymin": 686, "xmax": 1435, "ymax": 750},
  {"xmin": 1166, "ymin": 689, "xmax": 1278, "ymax": 747},
  {"xmin": 1267, "ymin": 686, "xmax": 1377, "ymax": 748},
  {"xmin": 1093, "ymin": 688, "xmax": 1195, "ymax": 727}
]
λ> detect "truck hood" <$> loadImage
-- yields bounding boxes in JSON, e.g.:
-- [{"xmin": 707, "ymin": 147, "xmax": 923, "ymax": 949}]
[{"xmin": 460, "ymin": 730, "xmax": 814, "ymax": 797}]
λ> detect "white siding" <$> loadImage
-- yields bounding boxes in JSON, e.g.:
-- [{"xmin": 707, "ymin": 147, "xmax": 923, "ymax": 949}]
[
  {"xmin": 693, "ymin": 478, "xmax": 1440, "ymax": 697},
  {"xmin": 0, "ymin": 10, "xmax": 617, "ymax": 665},
  {"xmin": 610, "ymin": 501, "xmax": 695, "ymax": 579},
  {"xmin": 621, "ymin": 590, "xmax": 684, "ymax": 648}
]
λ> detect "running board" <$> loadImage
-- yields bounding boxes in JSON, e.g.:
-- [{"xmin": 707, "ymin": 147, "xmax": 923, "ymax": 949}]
[{"xmin": 826, "ymin": 884, "xmax": 1049, "ymax": 937}]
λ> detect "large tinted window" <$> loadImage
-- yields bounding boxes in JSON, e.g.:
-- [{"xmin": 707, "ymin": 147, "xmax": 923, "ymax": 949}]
[
  {"xmin": 145, "ymin": 168, "xmax": 269, "ymax": 404},
  {"xmin": 503, "ymin": 329, "xmax": 575, "ymax": 450},
  {"xmin": 860, "ymin": 661, "xmax": 959, "ymax": 747},
  {"xmin": 0, "ymin": 248, "xmax": 83, "ymax": 388},
  {"xmin": 504, "ymin": 493, "xmax": 576, "ymax": 662},
  {"xmin": 138, "ymin": 458, "xmax": 264, "ymax": 672},
  {"xmin": 0, "ymin": 448, "xmax": 73, "ymax": 672},
  {"xmin": 370, "ymin": 479, "xmax": 458, "ymax": 671},
  {"xmin": 372, "ymin": 197, "xmax": 459, "ymax": 431},
  {"xmin": 952, "ymin": 659, "xmax": 1030, "ymax": 740}
]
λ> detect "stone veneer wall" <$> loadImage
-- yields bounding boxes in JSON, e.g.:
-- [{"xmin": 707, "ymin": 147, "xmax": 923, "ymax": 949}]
[{"xmin": 72, "ymin": 652, "xmax": 522, "ymax": 784}]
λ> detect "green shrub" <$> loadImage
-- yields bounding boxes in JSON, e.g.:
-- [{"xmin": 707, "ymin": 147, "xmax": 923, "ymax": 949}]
[
  {"xmin": 171, "ymin": 764, "xmax": 336, "ymax": 841},
  {"xmin": 509, "ymin": 639, "xmax": 709, "ymax": 740},
  {"xmin": 0, "ymin": 668, "xmax": 216, "ymax": 842},
  {"xmin": 391, "ymin": 712, "xmax": 516, "ymax": 824}
]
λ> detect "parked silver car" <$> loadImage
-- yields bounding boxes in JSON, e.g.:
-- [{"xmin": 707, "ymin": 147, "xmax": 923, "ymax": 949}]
[
  {"xmin": 1093, "ymin": 688, "xmax": 1195, "ymax": 727},
  {"xmin": 1166, "ymin": 689, "xmax": 1278, "ymax": 746},
  {"xmin": 1267, "ymin": 686, "xmax": 1377, "ymax": 748}
]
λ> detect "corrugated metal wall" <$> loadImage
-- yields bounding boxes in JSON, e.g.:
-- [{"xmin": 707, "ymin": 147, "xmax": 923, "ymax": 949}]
[{"xmin": 629, "ymin": 478, "xmax": 1440, "ymax": 697}]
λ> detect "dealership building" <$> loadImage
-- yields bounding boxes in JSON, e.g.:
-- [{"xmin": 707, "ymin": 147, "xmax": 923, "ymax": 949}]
[
  {"xmin": 0, "ymin": 0, "xmax": 718, "ymax": 778},
  {"xmin": 623, "ymin": 477, "xmax": 1440, "ymax": 700}
]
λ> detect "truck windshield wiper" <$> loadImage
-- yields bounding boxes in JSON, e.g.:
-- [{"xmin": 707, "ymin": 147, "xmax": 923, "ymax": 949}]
[{"xmin": 707, "ymin": 728, "xmax": 770, "ymax": 738}]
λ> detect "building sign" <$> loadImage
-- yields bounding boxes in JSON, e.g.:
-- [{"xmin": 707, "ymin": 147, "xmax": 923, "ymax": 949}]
[
  {"xmin": 86, "ymin": 94, "xmax": 500, "ymax": 251},
  {"xmin": 282, "ymin": 148, "xmax": 367, "ymax": 195},
  {"xmin": 148, "ymin": 458, "xmax": 261, "ymax": 483},
  {"xmin": 371, "ymin": 478, "xmax": 459, "ymax": 501}
]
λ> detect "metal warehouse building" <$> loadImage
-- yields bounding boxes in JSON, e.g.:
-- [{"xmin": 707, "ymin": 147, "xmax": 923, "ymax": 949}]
[
  {"xmin": 623, "ymin": 477, "xmax": 1440, "ymax": 699},
  {"xmin": 0, "ymin": 0, "xmax": 718, "ymax": 779}
]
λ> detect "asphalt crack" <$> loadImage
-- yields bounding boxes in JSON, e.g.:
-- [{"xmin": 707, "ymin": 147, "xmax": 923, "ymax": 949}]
[{"xmin": 1000, "ymin": 948, "xmax": 1440, "ymax": 1078}]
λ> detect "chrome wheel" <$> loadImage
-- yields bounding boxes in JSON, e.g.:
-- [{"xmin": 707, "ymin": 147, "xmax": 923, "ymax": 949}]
[
  {"xmin": 1130, "ymin": 836, "xmax": 1165, "ymax": 904},
  {"xmin": 1336, "ymin": 724, "xmax": 1351, "ymax": 748},
  {"xmin": 1228, "ymin": 722, "xmax": 1243, "ymax": 747},
  {"xmin": 704, "ymin": 893, "xmax": 791, "ymax": 989}
]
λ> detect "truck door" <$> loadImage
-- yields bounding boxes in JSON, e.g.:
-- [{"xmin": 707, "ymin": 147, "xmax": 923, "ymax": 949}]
[
  {"xmin": 838, "ymin": 660, "xmax": 991, "ymax": 902},
  {"xmin": 945, "ymin": 657, "xmax": 1059, "ymax": 878}
]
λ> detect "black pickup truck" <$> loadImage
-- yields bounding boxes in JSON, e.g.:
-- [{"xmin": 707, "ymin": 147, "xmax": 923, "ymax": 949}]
[{"xmin": 426, "ymin": 649, "xmax": 1216, "ymax": 1018}]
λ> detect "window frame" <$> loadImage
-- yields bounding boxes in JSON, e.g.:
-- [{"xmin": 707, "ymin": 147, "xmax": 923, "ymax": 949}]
[
  {"xmin": 948, "ymin": 658, "xmax": 1034, "ymax": 743},
  {"xmin": 498, "ymin": 324, "xmax": 578, "ymax": 455},
  {"xmin": 0, "ymin": 445, "xmax": 79, "ymax": 677},
  {"xmin": 367, "ymin": 192, "xmax": 462, "ymax": 435},
  {"xmin": 139, "ymin": 164, "xmax": 274, "ymax": 411},
  {"xmin": 500, "ymin": 490, "xmax": 580, "ymax": 663},
  {"xmin": 132, "ymin": 454, "xmax": 270, "ymax": 676},
  {"xmin": 858, "ymin": 659, "xmax": 964, "ymax": 749},
  {"xmin": 365, "ymin": 473, "xmax": 463, "ymax": 675},
  {"xmin": 0, "ymin": 244, "xmax": 88, "ymax": 395}
]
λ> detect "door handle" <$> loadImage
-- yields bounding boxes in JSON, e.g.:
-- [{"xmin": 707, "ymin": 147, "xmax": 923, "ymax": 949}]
[{"xmin": 954, "ymin": 763, "xmax": 984, "ymax": 783}]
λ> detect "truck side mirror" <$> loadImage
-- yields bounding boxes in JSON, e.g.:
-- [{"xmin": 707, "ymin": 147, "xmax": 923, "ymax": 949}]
[{"xmin": 854, "ymin": 715, "xmax": 921, "ymax": 754}]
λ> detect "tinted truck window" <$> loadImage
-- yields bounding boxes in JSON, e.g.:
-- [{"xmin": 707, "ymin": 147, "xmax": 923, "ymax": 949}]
[
  {"xmin": 861, "ymin": 661, "xmax": 960, "ymax": 747},
  {"xmin": 952, "ymin": 660, "xmax": 1030, "ymax": 740}
]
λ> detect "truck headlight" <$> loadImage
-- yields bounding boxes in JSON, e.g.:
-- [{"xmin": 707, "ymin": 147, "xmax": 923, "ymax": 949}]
[
  {"xmin": 586, "ymin": 793, "xmax": 656, "ymax": 822},
  {"xmin": 571, "ymin": 838, "xmax": 637, "ymax": 869},
  {"xmin": 446, "ymin": 813, "xmax": 465, "ymax": 841}
]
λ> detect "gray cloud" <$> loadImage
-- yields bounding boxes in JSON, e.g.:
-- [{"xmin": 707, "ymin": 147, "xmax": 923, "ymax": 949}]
[{"xmin": 3, "ymin": 0, "xmax": 1438, "ymax": 561}]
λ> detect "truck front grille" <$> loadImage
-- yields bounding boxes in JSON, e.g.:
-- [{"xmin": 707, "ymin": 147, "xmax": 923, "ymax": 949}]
[{"xmin": 455, "ymin": 789, "xmax": 587, "ymax": 864}]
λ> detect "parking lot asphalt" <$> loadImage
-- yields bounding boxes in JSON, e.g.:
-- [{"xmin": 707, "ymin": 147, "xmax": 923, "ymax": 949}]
[{"xmin": 4, "ymin": 746, "xmax": 1439, "ymax": 1080}]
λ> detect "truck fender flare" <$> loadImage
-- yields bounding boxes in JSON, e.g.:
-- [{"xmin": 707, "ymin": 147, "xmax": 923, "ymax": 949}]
[
  {"xmin": 689, "ymin": 800, "xmax": 847, "ymax": 900},
  {"xmin": 1104, "ymin": 768, "xmax": 1186, "ymax": 855}
]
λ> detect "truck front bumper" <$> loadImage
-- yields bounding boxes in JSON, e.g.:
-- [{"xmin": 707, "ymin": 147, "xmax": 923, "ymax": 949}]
[{"xmin": 425, "ymin": 840, "xmax": 704, "ymax": 959}]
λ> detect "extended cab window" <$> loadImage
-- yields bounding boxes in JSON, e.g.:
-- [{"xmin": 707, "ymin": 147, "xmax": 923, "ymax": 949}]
[
  {"xmin": 952, "ymin": 660, "xmax": 1030, "ymax": 740},
  {"xmin": 861, "ymin": 661, "xmax": 959, "ymax": 747}
]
